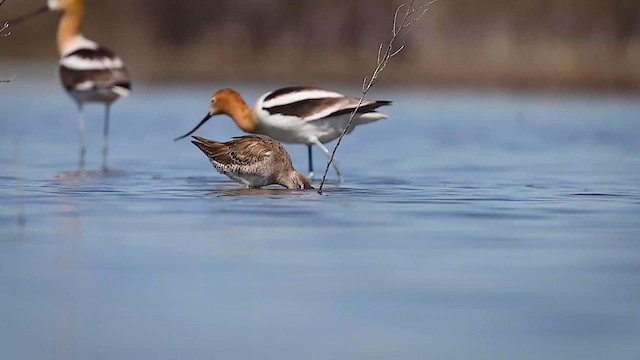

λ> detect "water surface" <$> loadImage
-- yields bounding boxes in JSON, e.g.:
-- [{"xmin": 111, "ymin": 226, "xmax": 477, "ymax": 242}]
[{"xmin": 1, "ymin": 79, "xmax": 639, "ymax": 359}]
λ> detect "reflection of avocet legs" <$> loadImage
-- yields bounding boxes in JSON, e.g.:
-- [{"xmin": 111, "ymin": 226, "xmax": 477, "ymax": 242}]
[
  {"xmin": 102, "ymin": 104, "xmax": 111, "ymax": 172},
  {"xmin": 310, "ymin": 137, "xmax": 343, "ymax": 183},
  {"xmin": 77, "ymin": 103, "xmax": 86, "ymax": 171}
]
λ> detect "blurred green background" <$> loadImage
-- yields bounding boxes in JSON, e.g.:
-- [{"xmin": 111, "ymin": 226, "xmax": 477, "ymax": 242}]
[{"xmin": 2, "ymin": 0, "xmax": 640, "ymax": 90}]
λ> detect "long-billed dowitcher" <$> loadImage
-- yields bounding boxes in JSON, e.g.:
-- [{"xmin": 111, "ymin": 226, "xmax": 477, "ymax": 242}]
[
  {"xmin": 191, "ymin": 135, "xmax": 313, "ymax": 190},
  {"xmin": 9, "ymin": 0, "xmax": 131, "ymax": 172},
  {"xmin": 175, "ymin": 87, "xmax": 391, "ymax": 181}
]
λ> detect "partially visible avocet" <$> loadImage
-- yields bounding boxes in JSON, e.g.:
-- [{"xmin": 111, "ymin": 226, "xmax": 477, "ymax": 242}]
[
  {"xmin": 10, "ymin": 0, "xmax": 131, "ymax": 172},
  {"xmin": 175, "ymin": 87, "xmax": 391, "ymax": 182}
]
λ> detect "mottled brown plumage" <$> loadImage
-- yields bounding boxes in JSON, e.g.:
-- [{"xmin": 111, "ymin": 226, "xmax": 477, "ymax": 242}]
[{"xmin": 191, "ymin": 135, "xmax": 313, "ymax": 190}]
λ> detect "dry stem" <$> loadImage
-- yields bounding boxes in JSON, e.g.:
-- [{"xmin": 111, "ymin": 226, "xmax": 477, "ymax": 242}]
[
  {"xmin": 1, "ymin": 73, "xmax": 17, "ymax": 83},
  {"xmin": 317, "ymin": 0, "xmax": 438, "ymax": 194},
  {"xmin": 1, "ymin": 0, "xmax": 13, "ymax": 83},
  {"xmin": 1, "ymin": 21, "xmax": 9, "ymax": 37}
]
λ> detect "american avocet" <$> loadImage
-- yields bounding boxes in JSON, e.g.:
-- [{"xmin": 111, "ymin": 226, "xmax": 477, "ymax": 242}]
[
  {"xmin": 191, "ymin": 135, "xmax": 313, "ymax": 190},
  {"xmin": 175, "ymin": 87, "xmax": 391, "ymax": 182},
  {"xmin": 10, "ymin": 0, "xmax": 131, "ymax": 172}
]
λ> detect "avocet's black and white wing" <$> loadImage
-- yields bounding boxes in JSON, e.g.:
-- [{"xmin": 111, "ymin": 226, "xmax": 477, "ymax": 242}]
[
  {"xmin": 58, "ymin": 38, "xmax": 130, "ymax": 103},
  {"xmin": 258, "ymin": 86, "xmax": 391, "ymax": 122}
]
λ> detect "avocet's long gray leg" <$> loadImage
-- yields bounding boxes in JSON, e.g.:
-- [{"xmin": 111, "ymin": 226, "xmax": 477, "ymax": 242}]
[
  {"xmin": 77, "ymin": 103, "xmax": 86, "ymax": 171},
  {"xmin": 307, "ymin": 144, "xmax": 314, "ymax": 180},
  {"xmin": 102, "ymin": 104, "xmax": 111, "ymax": 173},
  {"xmin": 310, "ymin": 137, "xmax": 344, "ymax": 183}
]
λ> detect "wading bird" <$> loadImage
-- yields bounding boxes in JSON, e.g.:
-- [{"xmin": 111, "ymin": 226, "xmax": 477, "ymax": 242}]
[
  {"xmin": 191, "ymin": 135, "xmax": 312, "ymax": 190},
  {"xmin": 175, "ymin": 87, "xmax": 391, "ymax": 182},
  {"xmin": 9, "ymin": 0, "xmax": 131, "ymax": 171}
]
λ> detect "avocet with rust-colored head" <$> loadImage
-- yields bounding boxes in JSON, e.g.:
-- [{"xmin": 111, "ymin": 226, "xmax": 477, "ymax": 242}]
[
  {"xmin": 191, "ymin": 135, "xmax": 313, "ymax": 190},
  {"xmin": 9, "ymin": 0, "xmax": 131, "ymax": 171},
  {"xmin": 175, "ymin": 87, "xmax": 391, "ymax": 182}
]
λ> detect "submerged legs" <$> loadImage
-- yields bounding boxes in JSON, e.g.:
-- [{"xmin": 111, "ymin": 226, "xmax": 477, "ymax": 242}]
[
  {"xmin": 102, "ymin": 104, "xmax": 111, "ymax": 172},
  {"xmin": 75, "ymin": 102, "xmax": 113, "ymax": 172},
  {"xmin": 77, "ymin": 103, "xmax": 86, "ymax": 171},
  {"xmin": 310, "ymin": 138, "xmax": 344, "ymax": 183}
]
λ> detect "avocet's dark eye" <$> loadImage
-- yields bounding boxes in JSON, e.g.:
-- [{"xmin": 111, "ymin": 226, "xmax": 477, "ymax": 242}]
[{"xmin": 211, "ymin": 98, "xmax": 215, "ymax": 104}]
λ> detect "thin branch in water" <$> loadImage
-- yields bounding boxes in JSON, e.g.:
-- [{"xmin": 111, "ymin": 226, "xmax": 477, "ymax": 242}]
[
  {"xmin": 317, "ymin": 0, "xmax": 438, "ymax": 194},
  {"xmin": 1, "ymin": 73, "xmax": 17, "ymax": 83},
  {"xmin": 0, "ymin": 21, "xmax": 9, "ymax": 37},
  {"xmin": 1, "ymin": 1, "xmax": 15, "ymax": 81},
  {"xmin": 1, "ymin": 0, "xmax": 12, "ymax": 37},
  {"xmin": 1, "ymin": 9, "xmax": 14, "ymax": 80}
]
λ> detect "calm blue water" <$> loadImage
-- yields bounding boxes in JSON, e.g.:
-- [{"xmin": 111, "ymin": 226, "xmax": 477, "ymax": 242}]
[{"xmin": 1, "ymin": 77, "xmax": 640, "ymax": 359}]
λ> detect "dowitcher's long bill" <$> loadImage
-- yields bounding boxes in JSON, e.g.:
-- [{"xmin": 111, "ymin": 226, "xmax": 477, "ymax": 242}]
[
  {"xmin": 191, "ymin": 135, "xmax": 313, "ymax": 190},
  {"xmin": 175, "ymin": 87, "xmax": 392, "ymax": 182},
  {"xmin": 11, "ymin": 0, "xmax": 131, "ymax": 172}
]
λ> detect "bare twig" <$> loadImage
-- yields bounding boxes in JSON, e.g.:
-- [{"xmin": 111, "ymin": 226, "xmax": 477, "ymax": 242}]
[
  {"xmin": 1, "ymin": 21, "xmax": 9, "ymax": 37},
  {"xmin": 1, "ymin": 0, "xmax": 12, "ymax": 37},
  {"xmin": 0, "ymin": 74, "xmax": 18, "ymax": 83},
  {"xmin": 317, "ymin": 0, "xmax": 438, "ymax": 194},
  {"xmin": 1, "ymin": 0, "xmax": 14, "ymax": 82}
]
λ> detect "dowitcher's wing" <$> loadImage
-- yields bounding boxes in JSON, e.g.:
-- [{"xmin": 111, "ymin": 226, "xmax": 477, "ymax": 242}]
[
  {"xmin": 192, "ymin": 135, "xmax": 276, "ymax": 167},
  {"xmin": 59, "ymin": 45, "xmax": 131, "ymax": 96}
]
